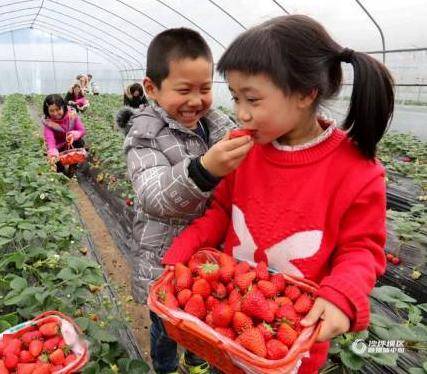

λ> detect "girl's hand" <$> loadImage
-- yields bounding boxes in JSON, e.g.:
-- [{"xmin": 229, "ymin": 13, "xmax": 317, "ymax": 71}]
[
  {"xmin": 201, "ymin": 132, "xmax": 254, "ymax": 177},
  {"xmin": 48, "ymin": 155, "xmax": 58, "ymax": 171},
  {"xmin": 300, "ymin": 297, "xmax": 350, "ymax": 341},
  {"xmin": 66, "ymin": 132, "xmax": 74, "ymax": 144}
]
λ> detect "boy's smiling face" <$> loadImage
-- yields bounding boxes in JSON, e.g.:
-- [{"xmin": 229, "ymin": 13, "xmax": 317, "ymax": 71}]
[{"xmin": 144, "ymin": 57, "xmax": 213, "ymax": 129}]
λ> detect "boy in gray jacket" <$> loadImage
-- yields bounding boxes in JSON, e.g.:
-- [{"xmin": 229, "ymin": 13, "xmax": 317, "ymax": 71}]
[{"xmin": 117, "ymin": 28, "xmax": 253, "ymax": 374}]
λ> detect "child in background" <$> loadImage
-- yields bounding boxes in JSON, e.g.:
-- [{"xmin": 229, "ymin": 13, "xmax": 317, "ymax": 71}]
[
  {"xmin": 123, "ymin": 82, "xmax": 148, "ymax": 108},
  {"xmin": 42, "ymin": 94, "xmax": 86, "ymax": 176},
  {"xmin": 117, "ymin": 28, "xmax": 252, "ymax": 374},
  {"xmin": 65, "ymin": 83, "xmax": 89, "ymax": 112},
  {"xmin": 87, "ymin": 74, "xmax": 99, "ymax": 95},
  {"xmin": 163, "ymin": 15, "xmax": 394, "ymax": 372}
]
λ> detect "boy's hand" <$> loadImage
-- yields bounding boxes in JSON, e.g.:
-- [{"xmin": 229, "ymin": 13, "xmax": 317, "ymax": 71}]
[
  {"xmin": 201, "ymin": 132, "xmax": 253, "ymax": 177},
  {"xmin": 300, "ymin": 297, "xmax": 350, "ymax": 341}
]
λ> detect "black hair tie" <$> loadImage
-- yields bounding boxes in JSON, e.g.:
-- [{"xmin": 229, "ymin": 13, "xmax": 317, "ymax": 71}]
[{"xmin": 339, "ymin": 48, "xmax": 354, "ymax": 63}]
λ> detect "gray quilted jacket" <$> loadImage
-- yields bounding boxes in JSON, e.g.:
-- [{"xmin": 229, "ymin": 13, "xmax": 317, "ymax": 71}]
[{"xmin": 122, "ymin": 104, "xmax": 235, "ymax": 303}]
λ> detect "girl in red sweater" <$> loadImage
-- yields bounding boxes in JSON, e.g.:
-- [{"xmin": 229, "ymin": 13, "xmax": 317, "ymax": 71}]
[{"xmin": 163, "ymin": 15, "xmax": 394, "ymax": 372}]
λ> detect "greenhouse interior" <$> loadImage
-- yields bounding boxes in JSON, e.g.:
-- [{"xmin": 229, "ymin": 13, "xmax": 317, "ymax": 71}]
[{"xmin": 0, "ymin": 0, "xmax": 426, "ymax": 373}]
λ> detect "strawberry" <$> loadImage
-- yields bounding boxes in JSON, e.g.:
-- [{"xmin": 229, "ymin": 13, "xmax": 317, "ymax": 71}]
[
  {"xmin": 385, "ymin": 253, "xmax": 394, "ymax": 261},
  {"xmin": 219, "ymin": 265, "xmax": 234, "ymax": 284},
  {"xmin": 391, "ymin": 256, "xmax": 401, "ymax": 265},
  {"xmin": 276, "ymin": 304, "xmax": 299, "ymax": 325},
  {"xmin": 241, "ymin": 289, "xmax": 275, "ymax": 323},
  {"xmin": 19, "ymin": 350, "xmax": 35, "ymax": 363},
  {"xmin": 275, "ymin": 296, "xmax": 293, "ymax": 307},
  {"xmin": 211, "ymin": 282, "xmax": 227, "ymax": 299},
  {"xmin": 199, "ymin": 262, "xmax": 220, "ymax": 283},
  {"xmin": 159, "ymin": 291, "xmax": 179, "ymax": 308},
  {"xmin": 206, "ymin": 295, "xmax": 221, "ymax": 311},
  {"xmin": 228, "ymin": 289, "xmax": 242, "ymax": 312},
  {"xmin": 277, "ymin": 323, "xmax": 298, "ymax": 347},
  {"xmin": 49, "ymin": 348, "xmax": 65, "ymax": 365},
  {"xmin": 219, "ymin": 253, "xmax": 236, "ymax": 268},
  {"xmin": 294, "ymin": 294, "xmax": 313, "ymax": 314},
  {"xmin": 177, "ymin": 289, "xmax": 192, "ymax": 307},
  {"xmin": 255, "ymin": 261, "xmax": 269, "ymax": 281},
  {"xmin": 215, "ymin": 327, "xmax": 236, "ymax": 340},
  {"xmin": 4, "ymin": 354, "xmax": 18, "ymax": 370},
  {"xmin": 174, "ymin": 263, "xmax": 193, "ymax": 292},
  {"xmin": 230, "ymin": 129, "xmax": 254, "ymax": 139},
  {"xmin": 234, "ymin": 261, "xmax": 251, "ymax": 276},
  {"xmin": 266, "ymin": 339, "xmax": 288, "ymax": 360},
  {"xmin": 257, "ymin": 322, "xmax": 274, "ymax": 341},
  {"xmin": 205, "ymin": 312, "xmax": 214, "ymax": 327},
  {"xmin": 226, "ymin": 282, "xmax": 235, "ymax": 294},
  {"xmin": 188, "ymin": 257, "xmax": 202, "ymax": 275},
  {"xmin": 257, "ymin": 280, "xmax": 277, "ymax": 298},
  {"xmin": 270, "ymin": 273, "xmax": 286, "ymax": 293},
  {"xmin": 184, "ymin": 294, "xmax": 206, "ymax": 320},
  {"xmin": 64, "ymin": 353, "xmax": 77, "ymax": 365},
  {"xmin": 212, "ymin": 303, "xmax": 234, "ymax": 327},
  {"xmin": 17, "ymin": 363, "xmax": 37, "ymax": 374},
  {"xmin": 235, "ymin": 271, "xmax": 256, "ymax": 291},
  {"xmin": 32, "ymin": 363, "xmax": 53, "ymax": 374},
  {"xmin": 29, "ymin": 340, "xmax": 43, "ymax": 357},
  {"xmin": 43, "ymin": 336, "xmax": 61, "ymax": 353},
  {"xmin": 192, "ymin": 279, "xmax": 211, "ymax": 298},
  {"xmin": 39, "ymin": 322, "xmax": 59, "ymax": 337},
  {"xmin": 21, "ymin": 331, "xmax": 43, "ymax": 345},
  {"xmin": 0, "ymin": 361, "xmax": 7, "ymax": 374},
  {"xmin": 236, "ymin": 328, "xmax": 267, "ymax": 358},
  {"xmin": 3, "ymin": 338, "xmax": 21, "ymax": 356},
  {"xmin": 284, "ymin": 285, "xmax": 301, "ymax": 301},
  {"xmin": 267, "ymin": 300, "xmax": 279, "ymax": 317},
  {"xmin": 232, "ymin": 312, "xmax": 253, "ymax": 334}
]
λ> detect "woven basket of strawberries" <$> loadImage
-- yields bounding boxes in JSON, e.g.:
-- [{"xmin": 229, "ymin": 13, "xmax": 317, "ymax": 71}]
[
  {"xmin": 58, "ymin": 148, "xmax": 87, "ymax": 166},
  {"xmin": 0, "ymin": 311, "xmax": 89, "ymax": 374},
  {"xmin": 148, "ymin": 249, "xmax": 320, "ymax": 374}
]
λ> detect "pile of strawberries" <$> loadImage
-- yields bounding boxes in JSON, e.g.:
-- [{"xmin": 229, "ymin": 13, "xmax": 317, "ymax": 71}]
[
  {"xmin": 158, "ymin": 253, "xmax": 315, "ymax": 360},
  {"xmin": 0, "ymin": 320, "xmax": 78, "ymax": 374}
]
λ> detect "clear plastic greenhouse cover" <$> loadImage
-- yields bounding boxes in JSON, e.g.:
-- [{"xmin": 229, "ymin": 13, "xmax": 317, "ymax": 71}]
[{"xmin": 0, "ymin": 0, "xmax": 426, "ymax": 105}]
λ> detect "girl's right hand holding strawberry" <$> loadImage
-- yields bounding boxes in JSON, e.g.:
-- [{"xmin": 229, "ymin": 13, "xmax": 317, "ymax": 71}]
[{"xmin": 200, "ymin": 131, "xmax": 254, "ymax": 177}]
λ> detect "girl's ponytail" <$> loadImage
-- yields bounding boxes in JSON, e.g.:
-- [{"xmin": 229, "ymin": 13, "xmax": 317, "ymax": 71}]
[{"xmin": 341, "ymin": 50, "xmax": 394, "ymax": 158}]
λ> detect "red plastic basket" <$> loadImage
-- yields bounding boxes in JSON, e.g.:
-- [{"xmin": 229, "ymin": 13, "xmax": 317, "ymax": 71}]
[
  {"xmin": 148, "ymin": 248, "xmax": 321, "ymax": 374},
  {"xmin": 0, "ymin": 310, "xmax": 90, "ymax": 373},
  {"xmin": 58, "ymin": 147, "xmax": 87, "ymax": 166}
]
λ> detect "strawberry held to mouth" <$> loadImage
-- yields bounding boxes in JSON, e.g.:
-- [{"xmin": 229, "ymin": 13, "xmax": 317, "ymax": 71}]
[{"xmin": 229, "ymin": 129, "xmax": 254, "ymax": 139}]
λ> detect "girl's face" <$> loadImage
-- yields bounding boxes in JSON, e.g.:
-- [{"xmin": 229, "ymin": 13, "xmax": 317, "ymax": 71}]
[
  {"xmin": 48, "ymin": 104, "xmax": 64, "ymax": 120},
  {"xmin": 227, "ymin": 71, "xmax": 318, "ymax": 145},
  {"xmin": 73, "ymin": 86, "xmax": 81, "ymax": 95},
  {"xmin": 133, "ymin": 90, "xmax": 140, "ymax": 98}
]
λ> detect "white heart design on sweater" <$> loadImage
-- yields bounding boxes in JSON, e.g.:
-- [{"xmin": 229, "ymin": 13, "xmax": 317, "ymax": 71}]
[{"xmin": 231, "ymin": 205, "xmax": 323, "ymax": 277}]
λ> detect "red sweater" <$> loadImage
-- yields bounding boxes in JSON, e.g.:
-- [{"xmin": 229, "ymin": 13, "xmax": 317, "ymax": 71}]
[{"xmin": 163, "ymin": 127, "xmax": 386, "ymax": 371}]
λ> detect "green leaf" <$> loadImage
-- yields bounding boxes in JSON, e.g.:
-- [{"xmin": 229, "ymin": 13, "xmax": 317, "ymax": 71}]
[
  {"xmin": 370, "ymin": 352, "xmax": 398, "ymax": 366},
  {"xmin": 418, "ymin": 304, "xmax": 427, "ymax": 313},
  {"xmin": 128, "ymin": 359, "xmax": 150, "ymax": 373},
  {"xmin": 370, "ymin": 313, "xmax": 393, "ymax": 328},
  {"xmin": 408, "ymin": 368, "xmax": 425, "ymax": 374},
  {"xmin": 10, "ymin": 276, "xmax": 27, "ymax": 291},
  {"xmin": 57, "ymin": 267, "xmax": 77, "ymax": 281},
  {"xmin": 371, "ymin": 286, "xmax": 416, "ymax": 304},
  {"xmin": 75, "ymin": 317, "xmax": 90, "ymax": 331},
  {"xmin": 370, "ymin": 325, "xmax": 391, "ymax": 341},
  {"xmin": 0, "ymin": 226, "xmax": 16, "ymax": 238},
  {"xmin": 423, "ymin": 361, "xmax": 427, "ymax": 371},
  {"xmin": 339, "ymin": 350, "xmax": 365, "ymax": 370},
  {"xmin": 82, "ymin": 361, "xmax": 100, "ymax": 374},
  {"xmin": 0, "ymin": 237, "xmax": 13, "ymax": 246},
  {"xmin": 0, "ymin": 252, "xmax": 26, "ymax": 269},
  {"xmin": 87, "ymin": 324, "xmax": 117, "ymax": 342},
  {"xmin": 0, "ymin": 320, "xmax": 12, "ymax": 332}
]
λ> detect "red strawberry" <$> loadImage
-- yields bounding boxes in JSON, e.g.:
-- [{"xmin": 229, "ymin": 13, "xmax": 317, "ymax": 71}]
[
  {"xmin": 386, "ymin": 253, "xmax": 394, "ymax": 261},
  {"xmin": 391, "ymin": 256, "xmax": 401, "ymax": 265},
  {"xmin": 205, "ymin": 312, "xmax": 214, "ymax": 327},
  {"xmin": 228, "ymin": 289, "xmax": 242, "ymax": 312},
  {"xmin": 257, "ymin": 280, "xmax": 277, "ymax": 298},
  {"xmin": 184, "ymin": 294, "xmax": 206, "ymax": 320},
  {"xmin": 0, "ymin": 361, "xmax": 7, "ymax": 374},
  {"xmin": 266, "ymin": 339, "xmax": 288, "ymax": 360},
  {"xmin": 232, "ymin": 312, "xmax": 253, "ymax": 334},
  {"xmin": 4, "ymin": 354, "xmax": 18, "ymax": 370},
  {"xmin": 229, "ymin": 129, "xmax": 254, "ymax": 139},
  {"xmin": 199, "ymin": 262, "xmax": 220, "ymax": 283},
  {"xmin": 21, "ymin": 331, "xmax": 43, "ymax": 345},
  {"xmin": 234, "ymin": 262, "xmax": 251, "ymax": 276},
  {"xmin": 219, "ymin": 253, "xmax": 236, "ymax": 267},
  {"xmin": 3, "ymin": 338, "xmax": 21, "ymax": 355},
  {"xmin": 43, "ymin": 336, "xmax": 61, "ymax": 353},
  {"xmin": 39, "ymin": 322, "xmax": 59, "ymax": 337},
  {"xmin": 255, "ymin": 261, "xmax": 269, "ymax": 281},
  {"xmin": 277, "ymin": 323, "xmax": 298, "ymax": 347},
  {"xmin": 64, "ymin": 353, "xmax": 77, "ymax": 365},
  {"xmin": 177, "ymin": 289, "xmax": 192, "ymax": 307},
  {"xmin": 276, "ymin": 304, "xmax": 299, "ymax": 325},
  {"xmin": 235, "ymin": 271, "xmax": 256, "ymax": 291},
  {"xmin": 257, "ymin": 322, "xmax": 275, "ymax": 341},
  {"xmin": 17, "ymin": 363, "xmax": 38, "ymax": 374},
  {"xmin": 241, "ymin": 290, "xmax": 274, "ymax": 323},
  {"xmin": 226, "ymin": 282, "xmax": 235, "ymax": 294},
  {"xmin": 49, "ymin": 349, "xmax": 65, "ymax": 365},
  {"xmin": 206, "ymin": 295, "xmax": 221, "ymax": 311},
  {"xmin": 159, "ymin": 291, "xmax": 179, "ymax": 309},
  {"xmin": 219, "ymin": 265, "xmax": 234, "ymax": 284},
  {"xmin": 174, "ymin": 263, "xmax": 193, "ymax": 292},
  {"xmin": 275, "ymin": 296, "xmax": 293, "ymax": 307},
  {"xmin": 270, "ymin": 273, "xmax": 286, "ymax": 293},
  {"xmin": 294, "ymin": 294, "xmax": 313, "ymax": 314},
  {"xmin": 215, "ymin": 327, "xmax": 236, "ymax": 340},
  {"xmin": 19, "ymin": 350, "xmax": 35, "ymax": 363},
  {"xmin": 188, "ymin": 257, "xmax": 202, "ymax": 275},
  {"xmin": 212, "ymin": 303, "xmax": 234, "ymax": 327},
  {"xmin": 32, "ymin": 363, "xmax": 53, "ymax": 374},
  {"xmin": 284, "ymin": 285, "xmax": 301, "ymax": 301},
  {"xmin": 211, "ymin": 282, "xmax": 227, "ymax": 299},
  {"xmin": 192, "ymin": 279, "xmax": 211, "ymax": 298},
  {"xmin": 236, "ymin": 328, "xmax": 267, "ymax": 358},
  {"xmin": 267, "ymin": 300, "xmax": 279, "ymax": 317},
  {"xmin": 29, "ymin": 340, "xmax": 43, "ymax": 357}
]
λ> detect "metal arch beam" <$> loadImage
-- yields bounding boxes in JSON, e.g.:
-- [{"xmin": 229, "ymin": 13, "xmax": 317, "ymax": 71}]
[
  {"xmin": 31, "ymin": 0, "xmax": 45, "ymax": 28},
  {"xmin": 207, "ymin": 0, "xmax": 246, "ymax": 30},
  {"xmin": 354, "ymin": 0, "xmax": 386, "ymax": 64},
  {"xmin": 38, "ymin": 9, "xmax": 144, "ymax": 62},
  {"xmin": 46, "ymin": 0, "xmax": 149, "ymax": 50},
  {"xmin": 0, "ymin": 0, "xmax": 38, "ymax": 10},
  {"xmin": 114, "ymin": 0, "xmax": 168, "ymax": 29},
  {"xmin": 0, "ymin": 6, "xmax": 39, "ymax": 17},
  {"xmin": 272, "ymin": 0, "xmax": 290, "ymax": 15},
  {"xmin": 0, "ymin": 14, "xmax": 37, "ymax": 25},
  {"xmin": 146, "ymin": 0, "xmax": 227, "ymax": 49}
]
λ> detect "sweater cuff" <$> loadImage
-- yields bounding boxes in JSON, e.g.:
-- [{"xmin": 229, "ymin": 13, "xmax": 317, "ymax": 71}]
[
  {"xmin": 188, "ymin": 157, "xmax": 221, "ymax": 192},
  {"xmin": 316, "ymin": 276, "xmax": 370, "ymax": 331},
  {"xmin": 162, "ymin": 243, "xmax": 195, "ymax": 266}
]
